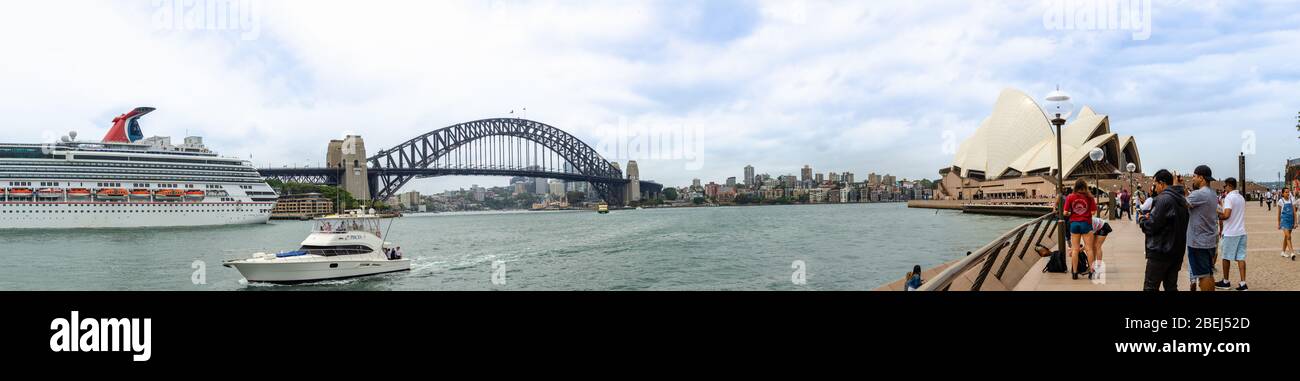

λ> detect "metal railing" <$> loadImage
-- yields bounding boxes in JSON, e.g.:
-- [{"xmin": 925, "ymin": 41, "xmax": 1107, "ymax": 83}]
[{"xmin": 918, "ymin": 212, "xmax": 1058, "ymax": 291}]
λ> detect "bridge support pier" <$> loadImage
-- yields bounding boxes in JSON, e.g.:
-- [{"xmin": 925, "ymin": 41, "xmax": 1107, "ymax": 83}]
[{"xmin": 327, "ymin": 135, "xmax": 371, "ymax": 201}]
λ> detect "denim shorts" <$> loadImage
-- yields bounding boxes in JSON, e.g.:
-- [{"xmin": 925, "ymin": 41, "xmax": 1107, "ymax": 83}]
[
  {"xmin": 1187, "ymin": 246, "xmax": 1216, "ymax": 279},
  {"xmin": 1221, "ymin": 235, "xmax": 1248, "ymax": 261},
  {"xmin": 1069, "ymin": 221, "xmax": 1093, "ymax": 235}
]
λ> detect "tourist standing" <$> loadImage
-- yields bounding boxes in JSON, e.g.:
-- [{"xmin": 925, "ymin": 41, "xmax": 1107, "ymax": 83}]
[
  {"xmin": 1065, "ymin": 179, "xmax": 1097, "ymax": 279},
  {"xmin": 1140, "ymin": 170, "xmax": 1189, "ymax": 292},
  {"xmin": 1217, "ymin": 178, "xmax": 1248, "ymax": 290},
  {"xmin": 1119, "ymin": 188, "xmax": 1132, "ymax": 220},
  {"xmin": 1266, "ymin": 189, "xmax": 1274, "ymax": 211},
  {"xmin": 1279, "ymin": 188, "xmax": 1296, "ymax": 260},
  {"xmin": 1185, "ymin": 165, "xmax": 1219, "ymax": 292},
  {"xmin": 1090, "ymin": 216, "xmax": 1112, "ymax": 278}
]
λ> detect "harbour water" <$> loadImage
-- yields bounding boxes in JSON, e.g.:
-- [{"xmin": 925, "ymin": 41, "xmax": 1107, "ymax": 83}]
[{"xmin": 1, "ymin": 203, "xmax": 1026, "ymax": 290}]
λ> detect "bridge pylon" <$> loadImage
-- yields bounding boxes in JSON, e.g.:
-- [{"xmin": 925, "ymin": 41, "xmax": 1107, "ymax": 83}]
[{"xmin": 326, "ymin": 135, "xmax": 371, "ymax": 201}]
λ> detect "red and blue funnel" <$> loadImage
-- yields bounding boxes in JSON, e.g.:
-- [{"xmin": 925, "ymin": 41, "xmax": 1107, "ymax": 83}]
[{"xmin": 101, "ymin": 107, "xmax": 155, "ymax": 143}]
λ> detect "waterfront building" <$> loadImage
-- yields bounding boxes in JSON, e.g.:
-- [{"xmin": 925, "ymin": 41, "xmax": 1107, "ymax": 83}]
[
  {"xmin": 398, "ymin": 191, "xmax": 422, "ymax": 210},
  {"xmin": 271, "ymin": 193, "xmax": 335, "ymax": 219},
  {"xmin": 938, "ymin": 88, "xmax": 1143, "ymax": 200},
  {"xmin": 808, "ymin": 188, "xmax": 827, "ymax": 203},
  {"xmin": 743, "ymin": 165, "xmax": 755, "ymax": 186},
  {"xmin": 705, "ymin": 182, "xmax": 720, "ymax": 198}
]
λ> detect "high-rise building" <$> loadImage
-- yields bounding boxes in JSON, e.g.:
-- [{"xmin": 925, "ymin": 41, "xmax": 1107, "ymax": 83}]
[
  {"xmin": 883, "ymin": 174, "xmax": 897, "ymax": 186},
  {"xmin": 398, "ymin": 191, "xmax": 422, "ymax": 209},
  {"xmin": 829, "ymin": 172, "xmax": 839, "ymax": 183},
  {"xmin": 692, "ymin": 178, "xmax": 702, "ymax": 188},
  {"xmin": 815, "ymin": 173, "xmax": 824, "ymax": 184},
  {"xmin": 801, "ymin": 165, "xmax": 812, "ymax": 183},
  {"xmin": 549, "ymin": 180, "xmax": 566, "ymax": 198},
  {"xmin": 779, "ymin": 175, "xmax": 797, "ymax": 188},
  {"xmin": 471, "ymin": 185, "xmax": 486, "ymax": 202},
  {"xmin": 726, "ymin": 177, "xmax": 736, "ymax": 188},
  {"xmin": 743, "ymin": 165, "xmax": 755, "ymax": 186},
  {"xmin": 842, "ymin": 172, "xmax": 855, "ymax": 184}
]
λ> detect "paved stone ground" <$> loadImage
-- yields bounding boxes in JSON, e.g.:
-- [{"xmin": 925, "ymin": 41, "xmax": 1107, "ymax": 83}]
[{"xmin": 1016, "ymin": 200, "xmax": 1297, "ymax": 291}]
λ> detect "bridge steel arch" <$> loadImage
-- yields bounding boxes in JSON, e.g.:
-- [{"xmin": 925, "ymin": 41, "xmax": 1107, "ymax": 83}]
[{"xmin": 366, "ymin": 118, "xmax": 627, "ymax": 204}]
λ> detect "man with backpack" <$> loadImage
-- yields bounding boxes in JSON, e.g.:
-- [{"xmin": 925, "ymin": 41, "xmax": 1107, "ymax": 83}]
[{"xmin": 1139, "ymin": 169, "xmax": 1190, "ymax": 292}]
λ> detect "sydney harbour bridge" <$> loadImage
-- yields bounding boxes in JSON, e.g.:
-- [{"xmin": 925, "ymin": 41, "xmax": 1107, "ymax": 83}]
[{"xmin": 258, "ymin": 118, "xmax": 662, "ymax": 206}]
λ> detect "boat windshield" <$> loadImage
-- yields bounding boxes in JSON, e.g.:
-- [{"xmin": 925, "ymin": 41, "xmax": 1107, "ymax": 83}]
[
  {"xmin": 313, "ymin": 218, "xmax": 382, "ymax": 236},
  {"xmin": 296, "ymin": 245, "xmax": 374, "ymax": 257}
]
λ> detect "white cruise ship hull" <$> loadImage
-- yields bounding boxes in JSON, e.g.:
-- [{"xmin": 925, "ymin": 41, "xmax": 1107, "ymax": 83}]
[
  {"xmin": 0, "ymin": 202, "xmax": 273, "ymax": 229},
  {"xmin": 226, "ymin": 258, "xmax": 411, "ymax": 284}
]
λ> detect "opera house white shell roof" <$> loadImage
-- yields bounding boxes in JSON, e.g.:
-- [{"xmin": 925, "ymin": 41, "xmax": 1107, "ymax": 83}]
[{"xmin": 948, "ymin": 88, "xmax": 1141, "ymax": 181}]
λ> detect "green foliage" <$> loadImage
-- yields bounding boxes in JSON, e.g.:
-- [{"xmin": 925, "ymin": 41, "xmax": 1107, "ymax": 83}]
[
  {"xmin": 663, "ymin": 187, "xmax": 678, "ymax": 201},
  {"xmin": 692, "ymin": 196, "xmax": 706, "ymax": 205}
]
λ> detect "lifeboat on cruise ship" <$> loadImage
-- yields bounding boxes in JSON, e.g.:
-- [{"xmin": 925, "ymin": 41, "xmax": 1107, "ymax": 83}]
[
  {"xmin": 96, "ymin": 188, "xmax": 128, "ymax": 201},
  {"xmin": 184, "ymin": 190, "xmax": 206, "ymax": 202},
  {"xmin": 155, "ymin": 189, "xmax": 184, "ymax": 201},
  {"xmin": 67, "ymin": 188, "xmax": 92, "ymax": 200},
  {"xmin": 36, "ymin": 188, "xmax": 63, "ymax": 199},
  {"xmin": 129, "ymin": 189, "xmax": 152, "ymax": 201},
  {"xmin": 8, "ymin": 188, "xmax": 34, "ymax": 199}
]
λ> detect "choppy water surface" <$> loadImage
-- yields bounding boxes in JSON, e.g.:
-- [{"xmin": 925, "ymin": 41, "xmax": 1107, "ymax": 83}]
[{"xmin": 1, "ymin": 203, "xmax": 1026, "ymax": 290}]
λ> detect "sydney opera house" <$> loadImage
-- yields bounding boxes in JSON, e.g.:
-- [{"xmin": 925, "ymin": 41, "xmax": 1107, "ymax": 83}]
[{"xmin": 936, "ymin": 88, "xmax": 1142, "ymax": 200}]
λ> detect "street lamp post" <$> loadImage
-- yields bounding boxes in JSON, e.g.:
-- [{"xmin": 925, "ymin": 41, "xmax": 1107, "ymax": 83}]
[
  {"xmin": 1045, "ymin": 88, "xmax": 1074, "ymax": 252},
  {"xmin": 1088, "ymin": 147, "xmax": 1106, "ymax": 218},
  {"xmin": 1126, "ymin": 161, "xmax": 1137, "ymax": 201}
]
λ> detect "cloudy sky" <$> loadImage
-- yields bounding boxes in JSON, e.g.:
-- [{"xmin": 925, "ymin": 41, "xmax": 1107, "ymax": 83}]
[{"xmin": 2, "ymin": 0, "xmax": 1298, "ymax": 193}]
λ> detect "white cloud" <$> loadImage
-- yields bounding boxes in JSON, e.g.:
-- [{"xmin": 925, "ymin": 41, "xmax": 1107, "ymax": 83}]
[{"xmin": 1, "ymin": 0, "xmax": 1298, "ymax": 194}]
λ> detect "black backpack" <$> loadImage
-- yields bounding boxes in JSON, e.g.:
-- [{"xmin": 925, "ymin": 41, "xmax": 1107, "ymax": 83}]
[
  {"xmin": 1043, "ymin": 250, "xmax": 1089, "ymax": 273},
  {"xmin": 1044, "ymin": 250, "xmax": 1068, "ymax": 273}
]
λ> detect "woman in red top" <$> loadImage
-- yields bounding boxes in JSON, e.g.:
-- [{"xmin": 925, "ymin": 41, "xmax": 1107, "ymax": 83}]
[{"xmin": 1065, "ymin": 179, "xmax": 1097, "ymax": 279}]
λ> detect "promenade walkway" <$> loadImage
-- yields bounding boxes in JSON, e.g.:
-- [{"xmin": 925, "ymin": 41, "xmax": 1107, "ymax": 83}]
[{"xmin": 1016, "ymin": 201, "xmax": 1294, "ymax": 291}]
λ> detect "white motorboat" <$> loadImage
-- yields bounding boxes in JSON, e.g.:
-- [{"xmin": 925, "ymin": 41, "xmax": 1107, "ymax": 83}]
[{"xmin": 223, "ymin": 210, "xmax": 410, "ymax": 284}]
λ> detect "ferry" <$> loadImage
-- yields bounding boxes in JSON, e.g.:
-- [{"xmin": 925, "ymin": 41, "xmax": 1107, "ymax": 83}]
[
  {"xmin": 0, "ymin": 107, "xmax": 278, "ymax": 229},
  {"xmin": 223, "ymin": 210, "xmax": 410, "ymax": 284}
]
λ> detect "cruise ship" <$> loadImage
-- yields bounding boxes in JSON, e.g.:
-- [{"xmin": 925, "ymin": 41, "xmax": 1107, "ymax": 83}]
[{"xmin": 0, "ymin": 107, "xmax": 278, "ymax": 229}]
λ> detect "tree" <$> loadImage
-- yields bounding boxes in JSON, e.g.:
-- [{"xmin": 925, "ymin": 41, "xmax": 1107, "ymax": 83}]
[
  {"xmin": 663, "ymin": 187, "xmax": 678, "ymax": 201},
  {"xmin": 692, "ymin": 196, "xmax": 706, "ymax": 205}
]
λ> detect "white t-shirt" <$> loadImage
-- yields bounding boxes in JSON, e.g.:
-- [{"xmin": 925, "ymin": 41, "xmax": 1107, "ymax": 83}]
[{"xmin": 1222, "ymin": 190, "xmax": 1247, "ymax": 237}]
